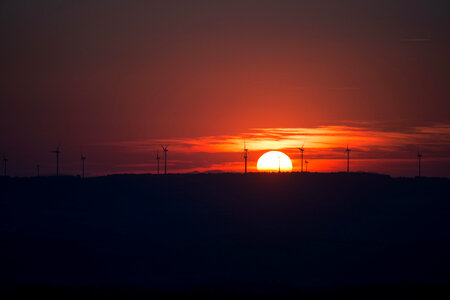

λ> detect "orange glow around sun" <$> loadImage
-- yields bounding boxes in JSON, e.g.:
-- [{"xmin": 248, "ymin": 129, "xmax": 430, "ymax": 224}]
[
  {"xmin": 257, "ymin": 151, "xmax": 293, "ymax": 172},
  {"xmin": 106, "ymin": 124, "xmax": 450, "ymax": 177}
]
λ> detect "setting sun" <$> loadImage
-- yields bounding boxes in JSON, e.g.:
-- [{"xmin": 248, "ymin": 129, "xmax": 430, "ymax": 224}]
[{"xmin": 257, "ymin": 151, "xmax": 293, "ymax": 172}]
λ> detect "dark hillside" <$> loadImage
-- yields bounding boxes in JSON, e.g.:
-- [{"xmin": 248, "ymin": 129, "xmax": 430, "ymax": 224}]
[{"xmin": 1, "ymin": 173, "xmax": 449, "ymax": 296}]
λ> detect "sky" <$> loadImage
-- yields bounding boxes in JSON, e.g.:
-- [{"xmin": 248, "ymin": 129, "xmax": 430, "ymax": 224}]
[{"xmin": 0, "ymin": 0, "xmax": 449, "ymax": 177}]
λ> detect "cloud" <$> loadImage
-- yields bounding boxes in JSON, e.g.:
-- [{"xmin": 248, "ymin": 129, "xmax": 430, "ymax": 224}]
[
  {"xmin": 102, "ymin": 123, "xmax": 450, "ymax": 176},
  {"xmin": 400, "ymin": 38, "xmax": 432, "ymax": 42}
]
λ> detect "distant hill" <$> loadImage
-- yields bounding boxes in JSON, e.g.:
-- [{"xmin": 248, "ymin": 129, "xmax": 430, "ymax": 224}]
[{"xmin": 186, "ymin": 169, "xmax": 227, "ymax": 174}]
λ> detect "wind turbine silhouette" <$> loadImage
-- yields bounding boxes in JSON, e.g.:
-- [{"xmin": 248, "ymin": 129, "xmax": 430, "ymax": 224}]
[
  {"xmin": 305, "ymin": 160, "xmax": 309, "ymax": 172},
  {"xmin": 81, "ymin": 153, "xmax": 86, "ymax": 178},
  {"xmin": 345, "ymin": 144, "xmax": 351, "ymax": 173},
  {"xmin": 156, "ymin": 151, "xmax": 160, "ymax": 175},
  {"xmin": 242, "ymin": 140, "xmax": 248, "ymax": 174},
  {"xmin": 278, "ymin": 156, "xmax": 281, "ymax": 173},
  {"xmin": 3, "ymin": 153, "xmax": 7, "ymax": 177},
  {"xmin": 298, "ymin": 144, "xmax": 304, "ymax": 173},
  {"xmin": 51, "ymin": 145, "xmax": 61, "ymax": 176},
  {"xmin": 161, "ymin": 145, "xmax": 168, "ymax": 174},
  {"xmin": 417, "ymin": 151, "xmax": 422, "ymax": 177},
  {"xmin": 37, "ymin": 164, "xmax": 40, "ymax": 177}
]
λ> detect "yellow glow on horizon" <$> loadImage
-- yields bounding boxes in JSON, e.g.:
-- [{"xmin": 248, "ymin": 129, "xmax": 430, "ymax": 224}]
[{"xmin": 257, "ymin": 151, "xmax": 293, "ymax": 172}]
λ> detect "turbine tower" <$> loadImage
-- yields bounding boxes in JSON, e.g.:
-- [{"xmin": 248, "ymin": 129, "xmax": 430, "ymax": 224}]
[
  {"xmin": 243, "ymin": 140, "xmax": 248, "ymax": 174},
  {"xmin": 156, "ymin": 151, "xmax": 160, "ymax": 175},
  {"xmin": 161, "ymin": 145, "xmax": 168, "ymax": 175},
  {"xmin": 3, "ymin": 153, "xmax": 7, "ymax": 177},
  {"xmin": 345, "ymin": 144, "xmax": 351, "ymax": 173},
  {"xmin": 298, "ymin": 145, "xmax": 304, "ymax": 173},
  {"xmin": 305, "ymin": 160, "xmax": 309, "ymax": 172},
  {"xmin": 417, "ymin": 151, "xmax": 422, "ymax": 177},
  {"xmin": 81, "ymin": 153, "xmax": 86, "ymax": 178},
  {"xmin": 37, "ymin": 164, "xmax": 40, "ymax": 177},
  {"xmin": 51, "ymin": 145, "xmax": 61, "ymax": 176}
]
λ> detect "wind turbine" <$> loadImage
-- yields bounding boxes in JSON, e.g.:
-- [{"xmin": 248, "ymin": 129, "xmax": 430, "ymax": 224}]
[
  {"xmin": 81, "ymin": 153, "xmax": 86, "ymax": 178},
  {"xmin": 2, "ymin": 153, "xmax": 7, "ymax": 177},
  {"xmin": 278, "ymin": 156, "xmax": 281, "ymax": 173},
  {"xmin": 298, "ymin": 144, "xmax": 304, "ymax": 173},
  {"xmin": 37, "ymin": 164, "xmax": 40, "ymax": 177},
  {"xmin": 345, "ymin": 144, "xmax": 351, "ymax": 173},
  {"xmin": 305, "ymin": 160, "xmax": 309, "ymax": 172},
  {"xmin": 156, "ymin": 151, "xmax": 160, "ymax": 175},
  {"xmin": 161, "ymin": 145, "xmax": 168, "ymax": 174},
  {"xmin": 242, "ymin": 140, "xmax": 248, "ymax": 174},
  {"xmin": 51, "ymin": 145, "xmax": 61, "ymax": 176},
  {"xmin": 417, "ymin": 151, "xmax": 422, "ymax": 177}
]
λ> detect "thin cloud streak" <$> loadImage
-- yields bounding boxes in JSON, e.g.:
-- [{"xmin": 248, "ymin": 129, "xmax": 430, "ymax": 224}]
[{"xmin": 105, "ymin": 124, "xmax": 450, "ymax": 176}]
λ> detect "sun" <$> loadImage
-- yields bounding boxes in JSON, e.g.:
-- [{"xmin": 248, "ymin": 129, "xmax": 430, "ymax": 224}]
[{"xmin": 257, "ymin": 151, "xmax": 293, "ymax": 172}]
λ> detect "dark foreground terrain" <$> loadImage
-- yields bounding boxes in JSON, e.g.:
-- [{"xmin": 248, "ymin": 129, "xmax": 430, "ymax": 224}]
[{"xmin": 1, "ymin": 173, "xmax": 449, "ymax": 298}]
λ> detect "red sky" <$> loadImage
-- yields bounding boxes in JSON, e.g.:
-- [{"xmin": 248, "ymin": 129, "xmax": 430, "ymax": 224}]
[{"xmin": 0, "ymin": 1, "xmax": 449, "ymax": 177}]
